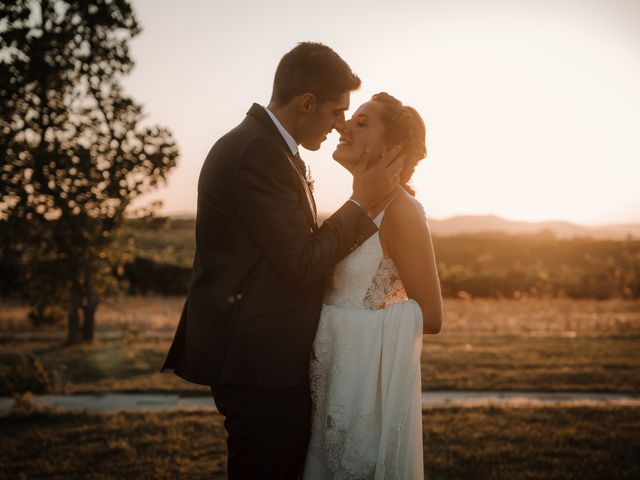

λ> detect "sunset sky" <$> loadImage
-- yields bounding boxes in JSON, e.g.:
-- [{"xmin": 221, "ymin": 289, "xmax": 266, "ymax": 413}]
[{"xmin": 123, "ymin": 0, "xmax": 640, "ymax": 226}]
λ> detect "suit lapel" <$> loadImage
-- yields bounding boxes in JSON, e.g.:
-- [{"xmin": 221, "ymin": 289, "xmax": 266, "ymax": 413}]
[
  {"xmin": 246, "ymin": 104, "xmax": 318, "ymax": 231},
  {"xmin": 286, "ymin": 154, "xmax": 318, "ymax": 231}
]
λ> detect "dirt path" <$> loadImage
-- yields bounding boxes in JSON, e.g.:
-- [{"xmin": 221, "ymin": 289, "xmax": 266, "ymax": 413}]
[{"xmin": 2, "ymin": 390, "xmax": 639, "ymax": 416}]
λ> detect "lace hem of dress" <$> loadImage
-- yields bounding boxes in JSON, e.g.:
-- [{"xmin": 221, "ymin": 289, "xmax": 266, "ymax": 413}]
[
  {"xmin": 308, "ymin": 312, "xmax": 415, "ymax": 479},
  {"xmin": 309, "ymin": 332, "xmax": 379, "ymax": 479}
]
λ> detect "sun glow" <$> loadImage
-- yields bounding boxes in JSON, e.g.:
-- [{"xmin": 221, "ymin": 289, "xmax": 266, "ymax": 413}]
[{"xmin": 125, "ymin": 0, "xmax": 640, "ymax": 226}]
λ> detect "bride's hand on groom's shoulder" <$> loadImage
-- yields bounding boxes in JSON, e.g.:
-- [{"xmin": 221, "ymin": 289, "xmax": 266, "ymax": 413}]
[{"xmin": 351, "ymin": 145, "xmax": 405, "ymax": 212}]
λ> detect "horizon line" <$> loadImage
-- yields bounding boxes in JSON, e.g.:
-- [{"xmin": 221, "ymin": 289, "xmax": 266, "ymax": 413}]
[{"xmin": 158, "ymin": 210, "xmax": 640, "ymax": 228}]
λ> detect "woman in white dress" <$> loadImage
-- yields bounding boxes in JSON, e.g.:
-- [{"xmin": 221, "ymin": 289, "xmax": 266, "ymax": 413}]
[{"xmin": 303, "ymin": 92, "xmax": 443, "ymax": 480}]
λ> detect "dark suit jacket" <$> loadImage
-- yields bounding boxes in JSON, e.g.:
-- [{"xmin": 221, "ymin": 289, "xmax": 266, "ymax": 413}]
[{"xmin": 162, "ymin": 104, "xmax": 378, "ymax": 388}]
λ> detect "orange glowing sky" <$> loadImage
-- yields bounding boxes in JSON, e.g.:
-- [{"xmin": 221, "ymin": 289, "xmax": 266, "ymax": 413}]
[{"xmin": 123, "ymin": 0, "xmax": 640, "ymax": 225}]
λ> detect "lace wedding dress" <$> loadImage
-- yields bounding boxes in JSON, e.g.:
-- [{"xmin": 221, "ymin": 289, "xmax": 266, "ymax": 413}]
[{"xmin": 303, "ymin": 208, "xmax": 425, "ymax": 480}]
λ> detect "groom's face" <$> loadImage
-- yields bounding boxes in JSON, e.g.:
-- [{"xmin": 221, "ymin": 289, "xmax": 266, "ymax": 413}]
[{"xmin": 299, "ymin": 93, "xmax": 350, "ymax": 151}]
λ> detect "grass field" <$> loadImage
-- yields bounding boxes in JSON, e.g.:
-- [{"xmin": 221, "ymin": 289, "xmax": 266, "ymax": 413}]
[
  {"xmin": 1, "ymin": 297, "xmax": 639, "ymax": 479},
  {"xmin": 1, "ymin": 406, "xmax": 638, "ymax": 479},
  {"xmin": 2, "ymin": 334, "xmax": 639, "ymax": 395},
  {"xmin": 1, "ymin": 298, "xmax": 639, "ymax": 395},
  {"xmin": 3, "ymin": 297, "xmax": 639, "ymax": 335}
]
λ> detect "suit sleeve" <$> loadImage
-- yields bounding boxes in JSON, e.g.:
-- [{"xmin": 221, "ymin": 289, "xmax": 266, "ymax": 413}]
[{"xmin": 234, "ymin": 135, "xmax": 378, "ymax": 289}]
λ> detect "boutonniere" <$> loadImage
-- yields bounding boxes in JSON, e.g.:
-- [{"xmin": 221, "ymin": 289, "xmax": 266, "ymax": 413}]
[
  {"xmin": 293, "ymin": 152, "xmax": 314, "ymax": 193},
  {"xmin": 305, "ymin": 165, "xmax": 314, "ymax": 193}
]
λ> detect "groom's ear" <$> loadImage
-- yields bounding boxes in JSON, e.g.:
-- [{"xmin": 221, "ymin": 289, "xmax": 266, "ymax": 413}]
[{"xmin": 296, "ymin": 93, "xmax": 318, "ymax": 114}]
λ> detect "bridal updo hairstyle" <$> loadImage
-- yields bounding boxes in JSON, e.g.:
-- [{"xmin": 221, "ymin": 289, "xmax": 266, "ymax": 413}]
[
  {"xmin": 371, "ymin": 92, "xmax": 427, "ymax": 196},
  {"xmin": 271, "ymin": 42, "xmax": 361, "ymax": 106}
]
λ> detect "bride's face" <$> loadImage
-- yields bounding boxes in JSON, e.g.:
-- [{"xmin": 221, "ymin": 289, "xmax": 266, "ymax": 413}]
[{"xmin": 333, "ymin": 101, "xmax": 388, "ymax": 173}]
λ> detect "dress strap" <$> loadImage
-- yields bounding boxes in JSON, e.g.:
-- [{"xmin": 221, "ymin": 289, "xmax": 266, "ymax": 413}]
[
  {"xmin": 373, "ymin": 210, "xmax": 385, "ymax": 227},
  {"xmin": 372, "ymin": 194, "xmax": 399, "ymax": 227}
]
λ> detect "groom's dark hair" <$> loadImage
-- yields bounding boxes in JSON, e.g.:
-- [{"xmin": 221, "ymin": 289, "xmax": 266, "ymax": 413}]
[{"xmin": 270, "ymin": 42, "xmax": 361, "ymax": 106}]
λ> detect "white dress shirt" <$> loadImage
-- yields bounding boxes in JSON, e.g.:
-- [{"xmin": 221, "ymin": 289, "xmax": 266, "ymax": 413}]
[{"xmin": 264, "ymin": 106, "xmax": 298, "ymax": 157}]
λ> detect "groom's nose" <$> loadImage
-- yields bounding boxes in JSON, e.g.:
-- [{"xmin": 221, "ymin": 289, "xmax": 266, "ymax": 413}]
[{"xmin": 333, "ymin": 114, "xmax": 346, "ymax": 133}]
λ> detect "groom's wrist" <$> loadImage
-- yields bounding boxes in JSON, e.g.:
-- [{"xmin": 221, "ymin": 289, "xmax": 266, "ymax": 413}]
[
  {"xmin": 349, "ymin": 195, "xmax": 372, "ymax": 210},
  {"xmin": 348, "ymin": 197, "xmax": 363, "ymax": 209}
]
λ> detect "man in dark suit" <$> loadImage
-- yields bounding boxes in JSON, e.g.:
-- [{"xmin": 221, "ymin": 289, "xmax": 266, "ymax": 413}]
[{"xmin": 162, "ymin": 42, "xmax": 403, "ymax": 479}]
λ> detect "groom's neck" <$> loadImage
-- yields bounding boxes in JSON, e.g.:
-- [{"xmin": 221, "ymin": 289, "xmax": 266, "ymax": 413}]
[{"xmin": 267, "ymin": 101, "xmax": 300, "ymax": 145}]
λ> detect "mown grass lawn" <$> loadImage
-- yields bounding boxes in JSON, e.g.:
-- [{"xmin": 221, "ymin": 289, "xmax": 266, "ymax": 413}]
[
  {"xmin": 2, "ymin": 333, "xmax": 639, "ymax": 395},
  {"xmin": 1, "ymin": 406, "xmax": 638, "ymax": 479},
  {"xmin": 2, "ymin": 298, "xmax": 640, "ymax": 395},
  {"xmin": 422, "ymin": 335, "xmax": 640, "ymax": 392}
]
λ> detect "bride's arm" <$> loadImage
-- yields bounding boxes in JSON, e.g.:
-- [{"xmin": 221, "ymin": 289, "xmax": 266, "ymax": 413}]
[{"xmin": 380, "ymin": 192, "xmax": 443, "ymax": 334}]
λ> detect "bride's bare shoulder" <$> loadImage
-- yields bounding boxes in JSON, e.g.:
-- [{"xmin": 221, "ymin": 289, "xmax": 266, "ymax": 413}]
[
  {"xmin": 384, "ymin": 190, "xmax": 426, "ymax": 227},
  {"xmin": 379, "ymin": 189, "xmax": 429, "ymax": 250}
]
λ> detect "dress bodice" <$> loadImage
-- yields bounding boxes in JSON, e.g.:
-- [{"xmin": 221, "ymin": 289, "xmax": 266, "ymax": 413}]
[{"xmin": 323, "ymin": 209, "xmax": 407, "ymax": 309}]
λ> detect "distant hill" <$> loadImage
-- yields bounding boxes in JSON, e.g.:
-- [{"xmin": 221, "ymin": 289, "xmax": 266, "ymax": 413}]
[
  {"xmin": 426, "ymin": 215, "xmax": 640, "ymax": 239},
  {"xmin": 167, "ymin": 212, "xmax": 640, "ymax": 240}
]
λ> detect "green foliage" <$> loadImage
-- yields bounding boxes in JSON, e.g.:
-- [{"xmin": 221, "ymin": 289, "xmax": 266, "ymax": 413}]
[
  {"xmin": 4, "ymin": 213, "xmax": 639, "ymax": 300},
  {"xmin": 433, "ymin": 233, "xmax": 640, "ymax": 299},
  {"xmin": 117, "ymin": 216, "xmax": 196, "ymax": 268},
  {"xmin": 122, "ymin": 257, "xmax": 191, "ymax": 296},
  {"xmin": 0, "ymin": 1, "xmax": 178, "ymax": 342},
  {"xmin": 107, "ymin": 221, "xmax": 640, "ymax": 299},
  {"xmin": 27, "ymin": 302, "xmax": 66, "ymax": 326}
]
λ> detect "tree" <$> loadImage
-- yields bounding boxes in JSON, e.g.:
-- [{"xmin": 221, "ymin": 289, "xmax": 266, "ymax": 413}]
[{"xmin": 0, "ymin": 0, "xmax": 179, "ymax": 343}]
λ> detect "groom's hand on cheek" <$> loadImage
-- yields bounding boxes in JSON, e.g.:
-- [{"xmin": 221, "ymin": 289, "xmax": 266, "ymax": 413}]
[{"xmin": 351, "ymin": 145, "xmax": 405, "ymax": 211}]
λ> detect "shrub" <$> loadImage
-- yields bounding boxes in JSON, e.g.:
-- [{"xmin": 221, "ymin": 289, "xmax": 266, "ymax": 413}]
[{"xmin": 0, "ymin": 354, "xmax": 63, "ymax": 395}]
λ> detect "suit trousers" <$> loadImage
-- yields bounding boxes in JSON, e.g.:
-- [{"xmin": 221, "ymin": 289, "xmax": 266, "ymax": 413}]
[{"xmin": 211, "ymin": 378, "xmax": 311, "ymax": 480}]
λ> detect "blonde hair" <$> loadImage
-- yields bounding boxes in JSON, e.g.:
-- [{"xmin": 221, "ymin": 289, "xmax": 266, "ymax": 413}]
[{"xmin": 371, "ymin": 92, "xmax": 427, "ymax": 196}]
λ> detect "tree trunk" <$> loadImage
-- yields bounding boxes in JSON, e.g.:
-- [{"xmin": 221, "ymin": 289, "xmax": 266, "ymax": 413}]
[
  {"xmin": 67, "ymin": 291, "xmax": 81, "ymax": 345},
  {"xmin": 81, "ymin": 298, "xmax": 98, "ymax": 341},
  {"xmin": 81, "ymin": 265, "xmax": 99, "ymax": 342}
]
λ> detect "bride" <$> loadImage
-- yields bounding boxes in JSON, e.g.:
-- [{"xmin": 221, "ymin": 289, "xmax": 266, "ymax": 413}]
[{"xmin": 303, "ymin": 92, "xmax": 443, "ymax": 480}]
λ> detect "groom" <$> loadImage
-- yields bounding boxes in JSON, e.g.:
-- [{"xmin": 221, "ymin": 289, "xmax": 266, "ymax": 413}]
[{"xmin": 163, "ymin": 42, "xmax": 402, "ymax": 479}]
